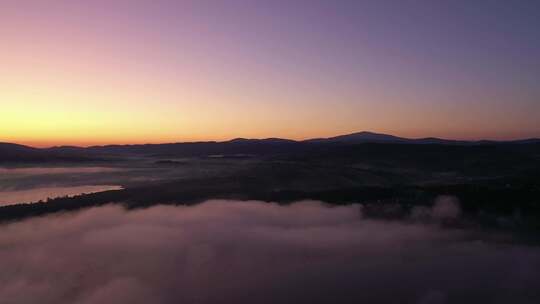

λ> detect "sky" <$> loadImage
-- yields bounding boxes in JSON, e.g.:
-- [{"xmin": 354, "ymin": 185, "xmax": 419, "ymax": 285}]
[{"xmin": 1, "ymin": 0, "xmax": 539, "ymax": 147}]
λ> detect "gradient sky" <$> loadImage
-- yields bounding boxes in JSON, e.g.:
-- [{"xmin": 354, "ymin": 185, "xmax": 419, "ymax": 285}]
[{"xmin": 1, "ymin": 0, "xmax": 539, "ymax": 147}]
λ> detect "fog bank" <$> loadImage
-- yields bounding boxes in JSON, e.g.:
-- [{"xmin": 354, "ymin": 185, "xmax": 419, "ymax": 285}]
[{"xmin": 0, "ymin": 200, "xmax": 539, "ymax": 304}]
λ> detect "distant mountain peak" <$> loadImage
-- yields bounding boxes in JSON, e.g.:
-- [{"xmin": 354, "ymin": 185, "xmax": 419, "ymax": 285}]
[
  {"xmin": 227, "ymin": 137, "xmax": 296, "ymax": 144},
  {"xmin": 304, "ymin": 131, "xmax": 408, "ymax": 143},
  {"xmin": 351, "ymin": 131, "xmax": 385, "ymax": 135},
  {"xmin": 0, "ymin": 142, "xmax": 38, "ymax": 151},
  {"xmin": 228, "ymin": 138, "xmax": 250, "ymax": 143}
]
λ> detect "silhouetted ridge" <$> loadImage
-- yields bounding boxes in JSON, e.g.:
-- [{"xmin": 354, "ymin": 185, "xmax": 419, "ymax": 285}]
[
  {"xmin": 305, "ymin": 131, "xmax": 409, "ymax": 143},
  {"xmin": 2, "ymin": 132, "xmax": 539, "ymax": 162},
  {"xmin": 227, "ymin": 138, "xmax": 297, "ymax": 144},
  {"xmin": 0, "ymin": 143, "xmax": 101, "ymax": 163}
]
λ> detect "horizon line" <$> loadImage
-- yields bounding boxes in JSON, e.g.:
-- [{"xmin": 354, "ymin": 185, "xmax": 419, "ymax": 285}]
[{"xmin": 3, "ymin": 131, "xmax": 540, "ymax": 149}]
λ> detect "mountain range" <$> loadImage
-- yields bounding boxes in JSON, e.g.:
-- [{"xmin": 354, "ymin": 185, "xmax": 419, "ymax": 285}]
[{"xmin": 1, "ymin": 131, "xmax": 539, "ymax": 162}]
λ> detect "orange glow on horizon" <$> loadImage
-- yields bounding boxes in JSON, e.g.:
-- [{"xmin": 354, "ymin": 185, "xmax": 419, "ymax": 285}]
[
  {"xmin": 5, "ymin": 127, "xmax": 537, "ymax": 149},
  {"xmin": 1, "ymin": 1, "xmax": 539, "ymax": 147}
]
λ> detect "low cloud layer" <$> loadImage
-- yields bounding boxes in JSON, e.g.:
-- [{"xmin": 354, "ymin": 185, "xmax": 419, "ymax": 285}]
[
  {"xmin": 0, "ymin": 166, "xmax": 126, "ymax": 192},
  {"xmin": 1, "ymin": 200, "xmax": 539, "ymax": 304},
  {"xmin": 0, "ymin": 167, "xmax": 122, "ymax": 175}
]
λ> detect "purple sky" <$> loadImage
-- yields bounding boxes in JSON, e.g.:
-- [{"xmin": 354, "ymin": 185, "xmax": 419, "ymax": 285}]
[{"xmin": 1, "ymin": 0, "xmax": 539, "ymax": 146}]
